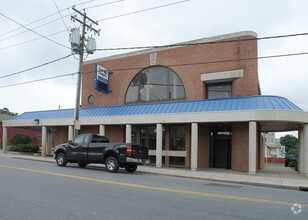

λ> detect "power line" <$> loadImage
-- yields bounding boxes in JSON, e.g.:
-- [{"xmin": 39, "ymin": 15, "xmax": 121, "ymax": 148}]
[
  {"xmin": 1, "ymin": 50, "xmax": 308, "ymax": 89},
  {"xmin": 1, "ymin": 31, "xmax": 308, "ymax": 83},
  {"xmin": 0, "ymin": 54, "xmax": 72, "ymax": 79},
  {"xmin": 97, "ymin": 0, "xmax": 190, "ymax": 22},
  {"xmin": 0, "ymin": 30, "xmax": 66, "ymax": 50},
  {"xmin": 0, "ymin": 12, "xmax": 70, "ymax": 50},
  {"xmin": 97, "ymin": 32, "xmax": 308, "ymax": 51},
  {"xmin": 0, "ymin": 0, "xmax": 188, "ymax": 50},
  {"xmin": 0, "ymin": 0, "xmax": 97, "ymax": 38},
  {"xmin": 108, "ymin": 51, "xmax": 308, "ymax": 72},
  {"xmin": 53, "ymin": 0, "xmax": 70, "ymax": 34},
  {"xmin": 84, "ymin": 0, "xmax": 124, "ymax": 10},
  {"xmin": 0, "ymin": 72, "xmax": 78, "ymax": 89},
  {"xmin": 0, "ymin": 0, "xmax": 123, "ymax": 43}
]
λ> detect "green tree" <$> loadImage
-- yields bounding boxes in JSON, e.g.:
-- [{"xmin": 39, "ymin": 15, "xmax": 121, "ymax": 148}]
[
  {"xmin": 280, "ymin": 135, "xmax": 298, "ymax": 153},
  {"xmin": 0, "ymin": 107, "xmax": 18, "ymax": 116}
]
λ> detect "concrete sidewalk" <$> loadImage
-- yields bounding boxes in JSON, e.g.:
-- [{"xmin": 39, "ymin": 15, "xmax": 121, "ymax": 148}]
[{"xmin": 1, "ymin": 152, "xmax": 308, "ymax": 191}]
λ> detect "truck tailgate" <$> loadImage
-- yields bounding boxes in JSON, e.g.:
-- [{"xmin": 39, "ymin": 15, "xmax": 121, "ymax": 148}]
[{"xmin": 130, "ymin": 144, "xmax": 148, "ymax": 159}]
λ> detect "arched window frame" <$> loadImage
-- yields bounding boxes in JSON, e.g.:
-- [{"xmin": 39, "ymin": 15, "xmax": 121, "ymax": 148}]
[{"xmin": 125, "ymin": 65, "xmax": 186, "ymax": 104}]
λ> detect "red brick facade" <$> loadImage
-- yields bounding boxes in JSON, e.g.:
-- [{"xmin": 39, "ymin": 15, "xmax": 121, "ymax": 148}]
[{"xmin": 81, "ymin": 33, "xmax": 258, "ymax": 108}]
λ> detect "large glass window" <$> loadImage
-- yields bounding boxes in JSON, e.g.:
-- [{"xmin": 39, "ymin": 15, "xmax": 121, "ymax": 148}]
[
  {"xmin": 140, "ymin": 126, "xmax": 165, "ymax": 150},
  {"xmin": 206, "ymin": 83, "xmax": 232, "ymax": 99},
  {"xmin": 125, "ymin": 66, "xmax": 185, "ymax": 103},
  {"xmin": 170, "ymin": 125, "xmax": 185, "ymax": 151}
]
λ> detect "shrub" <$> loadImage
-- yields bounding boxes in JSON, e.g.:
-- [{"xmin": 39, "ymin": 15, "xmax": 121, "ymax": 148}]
[
  {"xmin": 287, "ymin": 149, "xmax": 298, "ymax": 157},
  {"xmin": 9, "ymin": 134, "xmax": 32, "ymax": 145},
  {"xmin": 8, "ymin": 144, "xmax": 39, "ymax": 153}
]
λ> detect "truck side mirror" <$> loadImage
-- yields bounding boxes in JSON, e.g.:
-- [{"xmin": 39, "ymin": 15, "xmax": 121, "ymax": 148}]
[{"xmin": 68, "ymin": 140, "xmax": 74, "ymax": 145}]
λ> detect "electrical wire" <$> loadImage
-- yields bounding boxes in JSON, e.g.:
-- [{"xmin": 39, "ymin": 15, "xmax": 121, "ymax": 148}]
[
  {"xmin": 97, "ymin": 32, "xmax": 308, "ymax": 51},
  {"xmin": 97, "ymin": 0, "xmax": 190, "ymax": 22},
  {"xmin": 0, "ymin": 0, "xmax": 97, "ymax": 38},
  {"xmin": 2, "ymin": 31, "xmax": 308, "ymax": 82},
  {"xmin": 0, "ymin": 72, "xmax": 78, "ymax": 88},
  {"xmin": 1, "ymin": 50, "xmax": 308, "ymax": 89},
  {"xmin": 0, "ymin": 54, "xmax": 72, "ymax": 79},
  {"xmin": 0, "ymin": 0, "xmax": 122, "ymax": 42},
  {"xmin": 107, "ymin": 51, "xmax": 308, "ymax": 72},
  {"xmin": 85, "ymin": 0, "xmax": 124, "ymax": 10},
  {"xmin": 53, "ymin": 0, "xmax": 70, "ymax": 34},
  {"xmin": 0, "ymin": 0, "xmax": 188, "ymax": 50},
  {"xmin": 0, "ymin": 12, "xmax": 71, "ymax": 50},
  {"xmin": 0, "ymin": 30, "xmax": 67, "ymax": 50}
]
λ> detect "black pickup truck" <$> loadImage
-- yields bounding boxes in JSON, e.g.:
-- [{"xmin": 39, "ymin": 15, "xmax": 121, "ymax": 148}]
[{"xmin": 54, "ymin": 134, "xmax": 149, "ymax": 173}]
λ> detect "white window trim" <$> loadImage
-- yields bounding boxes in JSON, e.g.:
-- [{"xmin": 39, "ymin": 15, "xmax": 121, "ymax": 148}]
[{"xmin": 201, "ymin": 69, "xmax": 244, "ymax": 84}]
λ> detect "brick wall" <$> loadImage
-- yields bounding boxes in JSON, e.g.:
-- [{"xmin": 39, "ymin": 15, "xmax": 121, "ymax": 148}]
[
  {"xmin": 54, "ymin": 126, "xmax": 68, "ymax": 146},
  {"xmin": 232, "ymin": 123, "xmax": 249, "ymax": 172},
  {"xmin": 105, "ymin": 125, "xmax": 124, "ymax": 143},
  {"xmin": 198, "ymin": 126, "xmax": 210, "ymax": 168}
]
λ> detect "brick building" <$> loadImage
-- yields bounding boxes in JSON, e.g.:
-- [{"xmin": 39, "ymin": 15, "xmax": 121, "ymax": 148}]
[{"xmin": 2, "ymin": 31, "xmax": 308, "ymax": 175}]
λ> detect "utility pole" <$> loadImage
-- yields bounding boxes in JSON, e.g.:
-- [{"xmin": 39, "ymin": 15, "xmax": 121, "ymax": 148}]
[{"xmin": 70, "ymin": 6, "xmax": 100, "ymax": 138}]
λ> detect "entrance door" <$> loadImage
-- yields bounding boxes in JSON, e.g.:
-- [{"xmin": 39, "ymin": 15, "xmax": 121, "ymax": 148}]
[{"xmin": 210, "ymin": 128, "xmax": 232, "ymax": 169}]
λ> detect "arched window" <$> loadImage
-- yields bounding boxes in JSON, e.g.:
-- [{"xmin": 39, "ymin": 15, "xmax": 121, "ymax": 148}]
[{"xmin": 125, "ymin": 66, "xmax": 185, "ymax": 103}]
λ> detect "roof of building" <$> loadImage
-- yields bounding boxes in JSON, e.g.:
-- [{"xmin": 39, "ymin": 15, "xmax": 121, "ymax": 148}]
[
  {"xmin": 0, "ymin": 114, "xmax": 14, "ymax": 122},
  {"xmin": 10, "ymin": 95, "xmax": 302, "ymax": 121}
]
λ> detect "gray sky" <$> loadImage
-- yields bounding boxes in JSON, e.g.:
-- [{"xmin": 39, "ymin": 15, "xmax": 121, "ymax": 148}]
[{"xmin": 1, "ymin": 0, "xmax": 307, "ymax": 137}]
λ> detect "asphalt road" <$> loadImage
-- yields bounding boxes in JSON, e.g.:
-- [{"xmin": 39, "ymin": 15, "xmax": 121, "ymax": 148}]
[{"xmin": 0, "ymin": 157, "xmax": 307, "ymax": 220}]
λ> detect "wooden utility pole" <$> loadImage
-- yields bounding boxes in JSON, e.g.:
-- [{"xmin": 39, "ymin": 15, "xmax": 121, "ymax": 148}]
[{"xmin": 71, "ymin": 7, "xmax": 100, "ymax": 138}]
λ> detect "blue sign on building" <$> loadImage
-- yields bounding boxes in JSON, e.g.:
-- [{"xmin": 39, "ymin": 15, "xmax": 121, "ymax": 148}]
[{"xmin": 94, "ymin": 64, "xmax": 112, "ymax": 93}]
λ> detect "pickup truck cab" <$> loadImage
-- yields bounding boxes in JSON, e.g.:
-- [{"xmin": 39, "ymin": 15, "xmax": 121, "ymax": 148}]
[{"xmin": 54, "ymin": 134, "xmax": 149, "ymax": 173}]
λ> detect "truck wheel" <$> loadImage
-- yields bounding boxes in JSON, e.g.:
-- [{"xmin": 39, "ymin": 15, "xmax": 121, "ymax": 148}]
[
  {"xmin": 78, "ymin": 162, "xmax": 87, "ymax": 168},
  {"xmin": 56, "ymin": 153, "xmax": 67, "ymax": 167},
  {"xmin": 105, "ymin": 157, "xmax": 119, "ymax": 173},
  {"xmin": 125, "ymin": 164, "xmax": 137, "ymax": 173}
]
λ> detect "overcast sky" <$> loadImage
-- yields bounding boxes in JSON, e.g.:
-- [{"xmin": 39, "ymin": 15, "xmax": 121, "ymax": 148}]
[{"xmin": 1, "ymin": 0, "xmax": 307, "ymax": 137}]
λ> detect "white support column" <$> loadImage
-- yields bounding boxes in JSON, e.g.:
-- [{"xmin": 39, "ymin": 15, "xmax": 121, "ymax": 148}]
[
  {"xmin": 68, "ymin": 125, "xmax": 74, "ymax": 141},
  {"xmin": 126, "ymin": 124, "xmax": 132, "ymax": 143},
  {"xmin": 99, "ymin": 125, "xmax": 105, "ymax": 136},
  {"xmin": 41, "ymin": 126, "xmax": 47, "ymax": 157},
  {"xmin": 156, "ymin": 124, "xmax": 163, "ymax": 168},
  {"xmin": 303, "ymin": 124, "xmax": 308, "ymax": 177},
  {"xmin": 298, "ymin": 129, "xmax": 304, "ymax": 174},
  {"xmin": 249, "ymin": 121, "xmax": 257, "ymax": 175},
  {"xmin": 191, "ymin": 123, "xmax": 198, "ymax": 171},
  {"xmin": 2, "ymin": 126, "xmax": 7, "ymax": 153}
]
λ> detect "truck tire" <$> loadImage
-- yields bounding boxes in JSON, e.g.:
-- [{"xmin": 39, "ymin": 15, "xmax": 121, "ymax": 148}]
[
  {"xmin": 78, "ymin": 162, "xmax": 87, "ymax": 168},
  {"xmin": 105, "ymin": 157, "xmax": 119, "ymax": 173},
  {"xmin": 56, "ymin": 153, "xmax": 67, "ymax": 167},
  {"xmin": 125, "ymin": 164, "xmax": 138, "ymax": 173}
]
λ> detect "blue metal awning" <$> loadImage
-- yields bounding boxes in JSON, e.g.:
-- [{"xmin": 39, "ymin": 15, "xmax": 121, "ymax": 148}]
[{"xmin": 11, "ymin": 95, "xmax": 303, "ymax": 121}]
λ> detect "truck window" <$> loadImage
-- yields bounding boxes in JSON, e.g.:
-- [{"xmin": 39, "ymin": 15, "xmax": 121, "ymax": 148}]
[
  {"xmin": 73, "ymin": 135, "xmax": 85, "ymax": 145},
  {"xmin": 84, "ymin": 135, "xmax": 91, "ymax": 145},
  {"xmin": 92, "ymin": 135, "xmax": 109, "ymax": 143}
]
